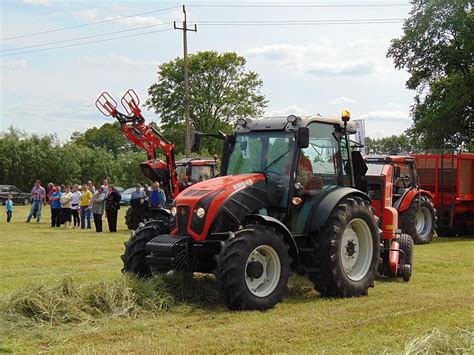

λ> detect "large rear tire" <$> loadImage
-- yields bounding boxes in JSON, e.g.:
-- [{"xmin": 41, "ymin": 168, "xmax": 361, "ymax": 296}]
[
  {"xmin": 121, "ymin": 224, "xmax": 161, "ymax": 277},
  {"xmin": 307, "ymin": 196, "xmax": 380, "ymax": 297},
  {"xmin": 399, "ymin": 196, "xmax": 436, "ymax": 244},
  {"xmin": 215, "ymin": 224, "xmax": 291, "ymax": 310}
]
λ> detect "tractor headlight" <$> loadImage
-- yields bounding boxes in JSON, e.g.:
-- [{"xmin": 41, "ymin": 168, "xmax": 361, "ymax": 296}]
[
  {"xmin": 196, "ymin": 207, "xmax": 206, "ymax": 219},
  {"xmin": 171, "ymin": 206, "xmax": 177, "ymax": 217}
]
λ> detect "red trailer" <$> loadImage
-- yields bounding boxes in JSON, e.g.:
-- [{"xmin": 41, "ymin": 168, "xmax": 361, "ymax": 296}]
[{"xmin": 414, "ymin": 152, "xmax": 474, "ymax": 236}]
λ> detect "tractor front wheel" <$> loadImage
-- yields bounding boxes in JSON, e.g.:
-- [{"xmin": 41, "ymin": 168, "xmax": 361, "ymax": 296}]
[
  {"xmin": 215, "ymin": 224, "xmax": 291, "ymax": 310},
  {"xmin": 308, "ymin": 196, "xmax": 380, "ymax": 297},
  {"xmin": 399, "ymin": 196, "xmax": 436, "ymax": 244},
  {"xmin": 121, "ymin": 224, "xmax": 161, "ymax": 277}
]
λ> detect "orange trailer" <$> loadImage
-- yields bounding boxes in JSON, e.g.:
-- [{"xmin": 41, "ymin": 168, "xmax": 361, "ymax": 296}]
[{"xmin": 414, "ymin": 152, "xmax": 474, "ymax": 236}]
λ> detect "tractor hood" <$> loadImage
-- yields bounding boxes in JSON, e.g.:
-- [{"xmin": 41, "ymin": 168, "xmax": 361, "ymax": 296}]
[{"xmin": 172, "ymin": 174, "xmax": 269, "ymax": 241}]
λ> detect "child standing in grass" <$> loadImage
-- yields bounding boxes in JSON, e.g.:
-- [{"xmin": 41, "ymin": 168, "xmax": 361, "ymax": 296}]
[{"xmin": 6, "ymin": 194, "xmax": 13, "ymax": 222}]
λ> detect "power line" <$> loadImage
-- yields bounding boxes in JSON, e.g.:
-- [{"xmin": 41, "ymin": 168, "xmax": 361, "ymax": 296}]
[
  {"xmin": 189, "ymin": 3, "xmax": 410, "ymax": 8},
  {"xmin": 0, "ymin": 5, "xmax": 179, "ymax": 41},
  {"xmin": 1, "ymin": 22, "xmax": 173, "ymax": 53},
  {"xmin": 0, "ymin": 28, "xmax": 173, "ymax": 57},
  {"xmin": 192, "ymin": 19, "xmax": 405, "ymax": 26}
]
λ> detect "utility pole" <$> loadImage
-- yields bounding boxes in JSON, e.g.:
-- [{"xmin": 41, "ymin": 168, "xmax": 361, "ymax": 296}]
[{"xmin": 174, "ymin": 5, "xmax": 197, "ymax": 157}]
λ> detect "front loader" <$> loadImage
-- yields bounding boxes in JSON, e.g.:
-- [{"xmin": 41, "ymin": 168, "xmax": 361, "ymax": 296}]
[
  {"xmin": 122, "ymin": 112, "xmax": 412, "ymax": 310},
  {"xmin": 95, "ymin": 89, "xmax": 216, "ymax": 229}
]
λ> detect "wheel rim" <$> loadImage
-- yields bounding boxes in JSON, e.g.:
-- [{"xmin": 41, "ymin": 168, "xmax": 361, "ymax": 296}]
[
  {"xmin": 415, "ymin": 207, "xmax": 432, "ymax": 237},
  {"xmin": 340, "ymin": 218, "xmax": 374, "ymax": 281},
  {"xmin": 245, "ymin": 245, "xmax": 281, "ymax": 298}
]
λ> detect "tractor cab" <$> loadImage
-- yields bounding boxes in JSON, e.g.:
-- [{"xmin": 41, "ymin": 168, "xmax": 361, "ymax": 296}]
[
  {"xmin": 176, "ymin": 158, "xmax": 217, "ymax": 187},
  {"xmin": 217, "ymin": 115, "xmax": 364, "ymax": 235},
  {"xmin": 364, "ymin": 155, "xmax": 418, "ymax": 204}
]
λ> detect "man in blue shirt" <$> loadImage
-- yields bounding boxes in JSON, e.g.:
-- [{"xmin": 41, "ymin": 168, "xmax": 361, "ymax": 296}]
[
  {"xmin": 26, "ymin": 180, "xmax": 46, "ymax": 223},
  {"xmin": 149, "ymin": 181, "xmax": 166, "ymax": 208},
  {"xmin": 50, "ymin": 186, "xmax": 62, "ymax": 227},
  {"xmin": 6, "ymin": 194, "xmax": 13, "ymax": 222}
]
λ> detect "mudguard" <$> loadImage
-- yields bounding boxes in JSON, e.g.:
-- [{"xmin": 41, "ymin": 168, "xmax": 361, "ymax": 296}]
[
  {"xmin": 395, "ymin": 188, "xmax": 433, "ymax": 212},
  {"xmin": 306, "ymin": 187, "xmax": 371, "ymax": 234},
  {"xmin": 245, "ymin": 214, "xmax": 300, "ymax": 268}
]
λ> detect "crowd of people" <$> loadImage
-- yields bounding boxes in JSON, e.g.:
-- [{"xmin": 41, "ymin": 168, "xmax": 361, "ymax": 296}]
[
  {"xmin": 22, "ymin": 179, "xmax": 122, "ymax": 233},
  {"xmin": 5, "ymin": 179, "xmax": 167, "ymax": 233}
]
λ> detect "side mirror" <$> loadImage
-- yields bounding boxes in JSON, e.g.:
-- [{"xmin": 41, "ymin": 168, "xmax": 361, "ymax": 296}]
[
  {"xmin": 298, "ymin": 127, "xmax": 309, "ymax": 149},
  {"xmin": 191, "ymin": 132, "xmax": 202, "ymax": 152}
]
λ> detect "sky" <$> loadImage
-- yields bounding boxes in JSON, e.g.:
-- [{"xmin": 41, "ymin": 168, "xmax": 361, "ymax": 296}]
[{"xmin": 0, "ymin": 0, "xmax": 414, "ymax": 142}]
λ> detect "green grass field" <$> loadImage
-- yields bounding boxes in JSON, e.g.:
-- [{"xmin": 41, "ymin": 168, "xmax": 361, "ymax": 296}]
[{"xmin": 0, "ymin": 206, "xmax": 473, "ymax": 353}]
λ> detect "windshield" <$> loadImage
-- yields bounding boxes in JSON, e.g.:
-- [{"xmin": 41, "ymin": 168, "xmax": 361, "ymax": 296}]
[{"xmin": 227, "ymin": 132, "xmax": 295, "ymax": 175}]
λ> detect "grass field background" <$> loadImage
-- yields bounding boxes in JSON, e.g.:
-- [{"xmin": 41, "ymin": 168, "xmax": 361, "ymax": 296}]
[{"xmin": 0, "ymin": 206, "xmax": 473, "ymax": 353}]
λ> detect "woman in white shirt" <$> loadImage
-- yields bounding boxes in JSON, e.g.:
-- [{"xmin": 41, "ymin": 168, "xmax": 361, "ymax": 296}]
[
  {"xmin": 60, "ymin": 185, "xmax": 73, "ymax": 228},
  {"xmin": 70, "ymin": 184, "xmax": 82, "ymax": 228}
]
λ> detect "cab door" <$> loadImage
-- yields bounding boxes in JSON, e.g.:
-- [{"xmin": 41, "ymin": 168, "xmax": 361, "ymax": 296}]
[{"xmin": 290, "ymin": 122, "xmax": 342, "ymax": 235}]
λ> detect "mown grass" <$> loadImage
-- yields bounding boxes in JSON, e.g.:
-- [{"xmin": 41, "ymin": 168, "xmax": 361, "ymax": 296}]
[{"xmin": 0, "ymin": 206, "xmax": 473, "ymax": 353}]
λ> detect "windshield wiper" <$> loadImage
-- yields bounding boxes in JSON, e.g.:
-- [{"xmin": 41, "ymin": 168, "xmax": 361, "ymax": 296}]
[{"xmin": 253, "ymin": 149, "xmax": 289, "ymax": 174}]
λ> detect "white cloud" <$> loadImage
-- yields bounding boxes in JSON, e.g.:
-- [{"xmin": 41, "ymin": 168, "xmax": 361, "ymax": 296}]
[
  {"xmin": 245, "ymin": 44, "xmax": 309, "ymax": 60},
  {"xmin": 1, "ymin": 60, "xmax": 28, "ymax": 71},
  {"xmin": 72, "ymin": 9, "xmax": 166, "ymax": 28},
  {"xmin": 264, "ymin": 105, "xmax": 307, "ymax": 117},
  {"xmin": 347, "ymin": 39, "xmax": 377, "ymax": 49},
  {"xmin": 22, "ymin": 0, "xmax": 52, "ymax": 6},
  {"xmin": 110, "ymin": 16, "xmax": 164, "ymax": 27},
  {"xmin": 244, "ymin": 41, "xmax": 334, "ymax": 70},
  {"xmin": 78, "ymin": 54, "xmax": 157, "ymax": 69},
  {"xmin": 329, "ymin": 97, "xmax": 357, "ymax": 105},
  {"xmin": 359, "ymin": 110, "xmax": 410, "ymax": 121},
  {"xmin": 307, "ymin": 59, "xmax": 377, "ymax": 77},
  {"xmin": 72, "ymin": 9, "xmax": 100, "ymax": 22}
]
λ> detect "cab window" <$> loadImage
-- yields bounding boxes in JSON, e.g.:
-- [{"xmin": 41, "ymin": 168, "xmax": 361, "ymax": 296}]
[{"xmin": 297, "ymin": 122, "xmax": 339, "ymax": 194}]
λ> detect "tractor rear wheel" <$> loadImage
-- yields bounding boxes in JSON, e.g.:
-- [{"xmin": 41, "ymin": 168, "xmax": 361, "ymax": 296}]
[
  {"xmin": 307, "ymin": 196, "xmax": 380, "ymax": 297},
  {"xmin": 399, "ymin": 196, "xmax": 436, "ymax": 244},
  {"xmin": 398, "ymin": 233, "xmax": 413, "ymax": 282},
  {"xmin": 215, "ymin": 224, "xmax": 291, "ymax": 310},
  {"xmin": 121, "ymin": 224, "xmax": 161, "ymax": 277}
]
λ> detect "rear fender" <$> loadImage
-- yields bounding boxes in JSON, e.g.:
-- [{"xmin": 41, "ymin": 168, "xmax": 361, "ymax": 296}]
[
  {"xmin": 396, "ymin": 188, "xmax": 433, "ymax": 212},
  {"xmin": 245, "ymin": 214, "xmax": 300, "ymax": 269},
  {"xmin": 306, "ymin": 187, "xmax": 371, "ymax": 234}
]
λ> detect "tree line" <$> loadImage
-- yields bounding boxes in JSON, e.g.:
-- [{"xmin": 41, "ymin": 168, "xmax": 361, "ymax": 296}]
[{"xmin": 0, "ymin": 128, "xmax": 146, "ymax": 192}]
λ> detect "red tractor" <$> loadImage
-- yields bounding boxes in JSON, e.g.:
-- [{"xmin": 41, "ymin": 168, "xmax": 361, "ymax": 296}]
[
  {"xmin": 95, "ymin": 89, "xmax": 216, "ymax": 229},
  {"xmin": 121, "ymin": 112, "xmax": 413, "ymax": 310},
  {"xmin": 364, "ymin": 155, "xmax": 436, "ymax": 244}
]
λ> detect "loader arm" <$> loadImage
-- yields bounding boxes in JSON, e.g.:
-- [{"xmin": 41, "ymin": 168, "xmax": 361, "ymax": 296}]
[{"xmin": 95, "ymin": 90, "xmax": 180, "ymax": 198}]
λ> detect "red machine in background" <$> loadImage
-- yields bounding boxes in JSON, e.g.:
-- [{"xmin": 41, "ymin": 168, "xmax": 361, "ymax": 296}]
[
  {"xmin": 364, "ymin": 155, "xmax": 436, "ymax": 244},
  {"xmin": 95, "ymin": 89, "xmax": 216, "ymax": 229},
  {"xmin": 414, "ymin": 152, "xmax": 474, "ymax": 236},
  {"xmin": 362, "ymin": 163, "xmax": 414, "ymax": 280}
]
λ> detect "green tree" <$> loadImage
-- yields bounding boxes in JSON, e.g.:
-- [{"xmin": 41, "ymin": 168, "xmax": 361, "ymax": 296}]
[
  {"xmin": 387, "ymin": 0, "xmax": 473, "ymax": 149},
  {"xmin": 365, "ymin": 134, "xmax": 418, "ymax": 155},
  {"xmin": 146, "ymin": 51, "xmax": 267, "ymax": 154},
  {"xmin": 70, "ymin": 122, "xmax": 139, "ymax": 157}
]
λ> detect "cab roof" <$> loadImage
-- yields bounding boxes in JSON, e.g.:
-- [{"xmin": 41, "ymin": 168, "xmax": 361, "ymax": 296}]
[{"xmin": 235, "ymin": 115, "xmax": 357, "ymax": 134}]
